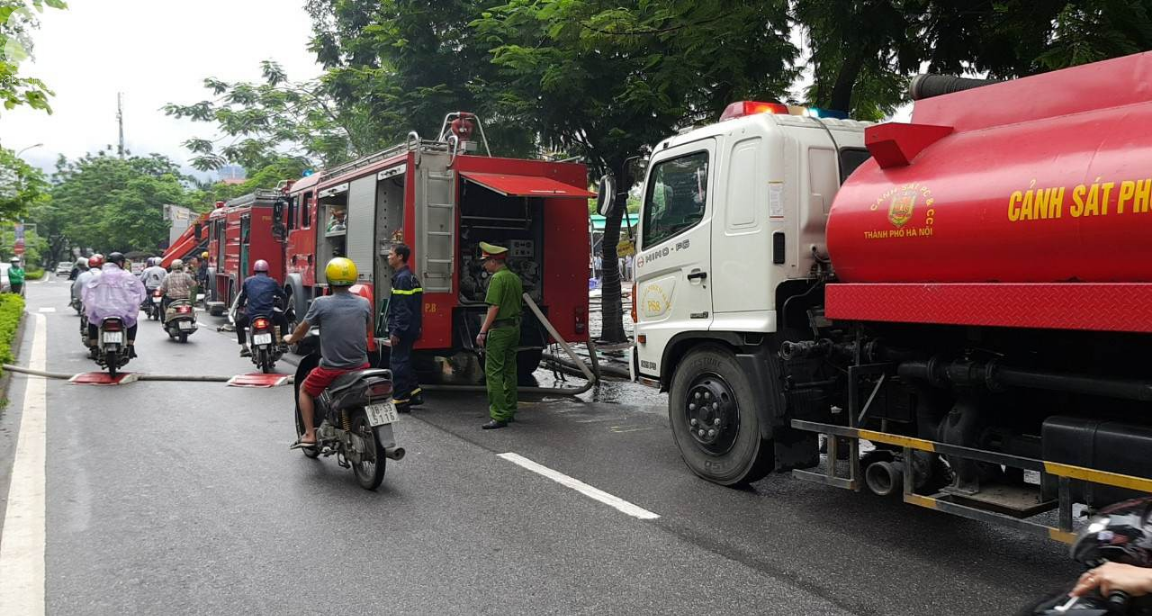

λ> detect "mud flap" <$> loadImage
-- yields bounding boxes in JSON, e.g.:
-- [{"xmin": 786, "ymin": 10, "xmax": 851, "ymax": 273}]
[{"xmin": 736, "ymin": 352, "xmax": 819, "ymax": 472}]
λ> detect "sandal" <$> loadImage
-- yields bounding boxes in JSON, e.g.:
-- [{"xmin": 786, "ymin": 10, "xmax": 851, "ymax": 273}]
[{"xmin": 290, "ymin": 439, "xmax": 317, "ymax": 450}]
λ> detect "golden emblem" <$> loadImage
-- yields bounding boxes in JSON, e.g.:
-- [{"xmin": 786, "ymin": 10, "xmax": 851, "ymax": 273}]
[{"xmin": 888, "ymin": 189, "xmax": 917, "ymax": 228}]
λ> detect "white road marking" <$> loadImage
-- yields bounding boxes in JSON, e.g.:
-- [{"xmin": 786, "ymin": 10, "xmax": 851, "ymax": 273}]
[
  {"xmin": 36, "ymin": 308, "xmax": 54, "ymax": 313},
  {"xmin": 497, "ymin": 452, "xmax": 659, "ymax": 520},
  {"xmin": 0, "ymin": 313, "xmax": 47, "ymax": 615}
]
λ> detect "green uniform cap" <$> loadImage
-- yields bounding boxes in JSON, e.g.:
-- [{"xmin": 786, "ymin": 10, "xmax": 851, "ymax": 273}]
[{"xmin": 479, "ymin": 242, "xmax": 509, "ymax": 258}]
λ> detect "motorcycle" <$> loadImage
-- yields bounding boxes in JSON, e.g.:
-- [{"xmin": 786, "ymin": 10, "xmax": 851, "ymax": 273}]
[
  {"xmin": 1022, "ymin": 498, "xmax": 1152, "ymax": 615},
  {"xmin": 293, "ymin": 348, "xmax": 404, "ymax": 490},
  {"xmin": 163, "ymin": 299, "xmax": 198, "ymax": 342},
  {"xmin": 69, "ymin": 296, "xmax": 83, "ymax": 316},
  {"xmin": 248, "ymin": 312, "xmax": 284, "ymax": 374},
  {"xmin": 142, "ymin": 289, "xmax": 162, "ymax": 321},
  {"xmin": 94, "ymin": 317, "xmax": 131, "ymax": 377}
]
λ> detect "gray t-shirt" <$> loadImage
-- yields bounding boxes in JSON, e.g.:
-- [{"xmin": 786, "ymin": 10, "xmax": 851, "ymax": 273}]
[{"xmin": 304, "ymin": 291, "xmax": 373, "ymax": 369}]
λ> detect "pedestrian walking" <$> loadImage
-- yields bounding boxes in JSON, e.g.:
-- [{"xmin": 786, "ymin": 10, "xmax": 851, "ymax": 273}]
[
  {"xmin": 385, "ymin": 243, "xmax": 423, "ymax": 412},
  {"xmin": 475, "ymin": 242, "xmax": 522, "ymax": 430}
]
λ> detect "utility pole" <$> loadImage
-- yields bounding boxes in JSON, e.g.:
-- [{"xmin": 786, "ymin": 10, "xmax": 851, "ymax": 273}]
[{"xmin": 117, "ymin": 92, "xmax": 126, "ymax": 159}]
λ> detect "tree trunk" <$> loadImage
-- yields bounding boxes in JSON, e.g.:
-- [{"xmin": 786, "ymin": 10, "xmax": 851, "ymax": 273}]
[
  {"xmin": 829, "ymin": 51, "xmax": 864, "ymax": 114},
  {"xmin": 597, "ymin": 164, "xmax": 630, "ymax": 344}
]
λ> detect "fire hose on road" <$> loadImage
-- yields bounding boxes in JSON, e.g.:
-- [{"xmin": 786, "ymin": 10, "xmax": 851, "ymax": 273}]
[{"xmin": 3, "ymin": 294, "xmax": 605, "ymax": 395}]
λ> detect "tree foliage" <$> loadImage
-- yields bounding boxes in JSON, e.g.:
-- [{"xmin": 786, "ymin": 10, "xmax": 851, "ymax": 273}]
[
  {"xmin": 44, "ymin": 153, "xmax": 192, "ymax": 254},
  {"xmin": 0, "ymin": 142, "xmax": 48, "ymax": 219},
  {"xmin": 0, "ymin": 0, "xmax": 66, "ymax": 114},
  {"xmin": 164, "ymin": 61, "xmax": 367, "ymax": 172}
]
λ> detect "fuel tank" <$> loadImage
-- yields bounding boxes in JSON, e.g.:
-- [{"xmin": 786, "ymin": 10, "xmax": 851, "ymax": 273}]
[{"xmin": 827, "ymin": 52, "xmax": 1152, "ymax": 284}]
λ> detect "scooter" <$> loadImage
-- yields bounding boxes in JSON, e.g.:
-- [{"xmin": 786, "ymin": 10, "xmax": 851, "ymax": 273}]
[
  {"xmin": 69, "ymin": 296, "xmax": 83, "ymax": 316},
  {"xmin": 248, "ymin": 313, "xmax": 285, "ymax": 374},
  {"xmin": 93, "ymin": 317, "xmax": 131, "ymax": 377},
  {"xmin": 293, "ymin": 346, "xmax": 404, "ymax": 490},
  {"xmin": 1022, "ymin": 498, "xmax": 1152, "ymax": 615},
  {"xmin": 163, "ymin": 299, "xmax": 198, "ymax": 343},
  {"xmin": 143, "ymin": 289, "xmax": 162, "ymax": 321}
]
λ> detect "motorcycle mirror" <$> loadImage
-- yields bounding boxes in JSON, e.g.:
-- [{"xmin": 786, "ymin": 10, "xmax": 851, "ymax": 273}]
[{"xmin": 596, "ymin": 175, "xmax": 616, "ymax": 217}]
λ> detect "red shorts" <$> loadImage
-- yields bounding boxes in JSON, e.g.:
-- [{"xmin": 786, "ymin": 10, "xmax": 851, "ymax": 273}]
[{"xmin": 302, "ymin": 363, "xmax": 370, "ymax": 398}]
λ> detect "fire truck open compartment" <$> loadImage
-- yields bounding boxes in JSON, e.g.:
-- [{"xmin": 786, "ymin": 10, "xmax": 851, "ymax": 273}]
[{"xmin": 454, "ymin": 179, "xmax": 550, "ymax": 355}]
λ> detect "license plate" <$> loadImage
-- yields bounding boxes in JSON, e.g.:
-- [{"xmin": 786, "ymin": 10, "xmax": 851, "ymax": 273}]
[
  {"xmin": 103, "ymin": 332, "xmax": 122, "ymax": 344},
  {"xmin": 365, "ymin": 402, "xmax": 399, "ymax": 427},
  {"xmin": 253, "ymin": 333, "xmax": 272, "ymax": 345},
  {"xmin": 178, "ymin": 321, "xmax": 193, "ymax": 330}
]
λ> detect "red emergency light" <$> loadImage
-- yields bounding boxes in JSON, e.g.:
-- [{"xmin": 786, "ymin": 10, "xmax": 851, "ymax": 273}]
[{"xmin": 720, "ymin": 101, "xmax": 789, "ymax": 121}]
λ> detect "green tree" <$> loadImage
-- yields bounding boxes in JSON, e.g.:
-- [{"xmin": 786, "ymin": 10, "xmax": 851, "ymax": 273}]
[
  {"xmin": 306, "ymin": 0, "xmax": 536, "ymax": 157},
  {"xmin": 0, "ymin": 142, "xmax": 48, "ymax": 219},
  {"xmin": 164, "ymin": 61, "xmax": 366, "ymax": 172},
  {"xmin": 476, "ymin": 0, "xmax": 797, "ymax": 341},
  {"xmin": 0, "ymin": 225, "xmax": 45, "ymax": 266},
  {"xmin": 189, "ymin": 156, "xmax": 310, "ymax": 210},
  {"xmin": 45, "ymin": 152, "xmax": 193, "ymax": 253},
  {"xmin": 0, "ymin": 0, "xmax": 66, "ymax": 113}
]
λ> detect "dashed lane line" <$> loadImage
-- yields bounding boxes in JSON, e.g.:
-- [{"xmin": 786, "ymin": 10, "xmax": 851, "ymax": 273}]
[{"xmin": 497, "ymin": 452, "xmax": 659, "ymax": 521}]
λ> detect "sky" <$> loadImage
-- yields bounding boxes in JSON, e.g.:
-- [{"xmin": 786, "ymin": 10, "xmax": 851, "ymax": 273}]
[{"xmin": 0, "ymin": 0, "xmax": 322, "ymax": 179}]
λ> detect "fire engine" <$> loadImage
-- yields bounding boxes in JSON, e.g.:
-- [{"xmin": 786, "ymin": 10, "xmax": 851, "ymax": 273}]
[
  {"xmin": 278, "ymin": 112, "xmax": 593, "ymax": 377},
  {"xmin": 204, "ymin": 190, "xmax": 287, "ymax": 316},
  {"xmin": 632, "ymin": 52, "xmax": 1152, "ymax": 542}
]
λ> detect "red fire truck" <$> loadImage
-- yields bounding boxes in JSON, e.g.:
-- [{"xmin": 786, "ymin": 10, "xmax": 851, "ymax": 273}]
[
  {"xmin": 204, "ymin": 189, "xmax": 288, "ymax": 316},
  {"xmin": 159, "ymin": 211, "xmax": 210, "ymax": 269},
  {"xmin": 278, "ymin": 113, "xmax": 594, "ymax": 377}
]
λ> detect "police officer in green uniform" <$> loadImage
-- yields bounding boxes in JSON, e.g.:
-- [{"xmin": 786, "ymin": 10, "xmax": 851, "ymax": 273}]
[{"xmin": 476, "ymin": 242, "xmax": 523, "ymax": 430}]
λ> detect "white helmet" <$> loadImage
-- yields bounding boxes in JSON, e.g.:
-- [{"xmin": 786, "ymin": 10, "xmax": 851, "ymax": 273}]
[{"xmin": 171, "ymin": 258, "xmax": 184, "ymax": 270}]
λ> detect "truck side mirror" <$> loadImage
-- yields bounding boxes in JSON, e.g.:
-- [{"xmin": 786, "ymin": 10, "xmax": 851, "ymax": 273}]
[
  {"xmin": 194, "ymin": 222, "xmax": 203, "ymax": 240},
  {"xmin": 596, "ymin": 175, "xmax": 616, "ymax": 217}
]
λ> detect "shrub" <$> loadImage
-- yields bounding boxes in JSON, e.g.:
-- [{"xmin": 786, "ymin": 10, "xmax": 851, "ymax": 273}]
[
  {"xmin": 0, "ymin": 293, "xmax": 25, "ymax": 367},
  {"xmin": 24, "ymin": 269, "xmax": 44, "ymax": 281}
]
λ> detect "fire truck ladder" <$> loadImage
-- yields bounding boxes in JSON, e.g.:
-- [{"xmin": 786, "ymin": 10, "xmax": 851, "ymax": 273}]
[{"xmin": 420, "ymin": 168, "xmax": 456, "ymax": 293}]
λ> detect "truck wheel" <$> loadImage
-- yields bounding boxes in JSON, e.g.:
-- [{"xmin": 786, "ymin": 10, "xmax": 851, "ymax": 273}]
[{"xmin": 669, "ymin": 345, "xmax": 773, "ymax": 487}]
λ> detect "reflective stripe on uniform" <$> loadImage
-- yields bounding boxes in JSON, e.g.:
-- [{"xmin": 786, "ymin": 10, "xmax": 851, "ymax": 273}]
[{"xmin": 391, "ymin": 287, "xmax": 423, "ymax": 296}]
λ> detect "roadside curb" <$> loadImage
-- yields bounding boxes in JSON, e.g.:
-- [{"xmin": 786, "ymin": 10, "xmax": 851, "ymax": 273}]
[{"xmin": 0, "ymin": 309, "xmax": 30, "ymax": 408}]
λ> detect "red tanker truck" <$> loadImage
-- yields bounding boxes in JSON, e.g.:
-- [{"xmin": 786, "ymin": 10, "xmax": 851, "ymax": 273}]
[{"xmin": 632, "ymin": 51, "xmax": 1152, "ymax": 542}]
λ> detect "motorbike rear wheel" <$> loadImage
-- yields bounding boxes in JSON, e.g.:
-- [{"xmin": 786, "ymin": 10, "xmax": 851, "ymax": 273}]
[
  {"xmin": 179, "ymin": 333, "xmax": 188, "ymax": 343},
  {"xmin": 106, "ymin": 351, "xmax": 118, "ymax": 378},
  {"xmin": 350, "ymin": 409, "xmax": 386, "ymax": 490}
]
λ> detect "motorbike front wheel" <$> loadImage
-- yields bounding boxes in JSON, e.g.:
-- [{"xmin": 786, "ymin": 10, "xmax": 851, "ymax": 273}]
[{"xmin": 350, "ymin": 409, "xmax": 386, "ymax": 490}]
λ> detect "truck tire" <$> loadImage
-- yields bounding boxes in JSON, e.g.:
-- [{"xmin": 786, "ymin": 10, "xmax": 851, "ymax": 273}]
[{"xmin": 669, "ymin": 345, "xmax": 773, "ymax": 487}]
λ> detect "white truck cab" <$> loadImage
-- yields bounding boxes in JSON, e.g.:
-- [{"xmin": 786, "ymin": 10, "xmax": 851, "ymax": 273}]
[{"xmin": 632, "ymin": 102, "xmax": 871, "ymax": 485}]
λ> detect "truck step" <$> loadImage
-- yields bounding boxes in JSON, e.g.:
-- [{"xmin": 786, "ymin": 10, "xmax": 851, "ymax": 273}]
[{"xmin": 938, "ymin": 483, "xmax": 1056, "ymax": 518}]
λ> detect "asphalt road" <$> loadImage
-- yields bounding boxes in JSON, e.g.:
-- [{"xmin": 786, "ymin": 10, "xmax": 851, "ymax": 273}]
[{"xmin": 0, "ymin": 277, "xmax": 1079, "ymax": 615}]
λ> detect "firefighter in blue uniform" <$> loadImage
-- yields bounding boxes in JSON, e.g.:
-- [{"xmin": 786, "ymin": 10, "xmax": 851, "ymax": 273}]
[{"xmin": 386, "ymin": 243, "xmax": 423, "ymax": 411}]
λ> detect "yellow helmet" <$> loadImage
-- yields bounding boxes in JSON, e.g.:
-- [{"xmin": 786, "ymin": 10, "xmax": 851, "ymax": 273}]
[
  {"xmin": 201, "ymin": 251, "xmax": 209, "ymax": 259},
  {"xmin": 325, "ymin": 257, "xmax": 358, "ymax": 286}
]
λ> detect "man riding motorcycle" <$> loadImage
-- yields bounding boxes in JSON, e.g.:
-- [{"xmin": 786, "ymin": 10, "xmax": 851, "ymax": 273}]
[
  {"xmin": 235, "ymin": 259, "xmax": 288, "ymax": 357},
  {"xmin": 81, "ymin": 252, "xmax": 146, "ymax": 358},
  {"xmin": 283, "ymin": 257, "xmax": 373, "ymax": 449},
  {"xmin": 158, "ymin": 259, "xmax": 197, "ymax": 323},
  {"xmin": 140, "ymin": 257, "xmax": 166, "ymax": 293},
  {"xmin": 69, "ymin": 257, "xmax": 90, "ymax": 306}
]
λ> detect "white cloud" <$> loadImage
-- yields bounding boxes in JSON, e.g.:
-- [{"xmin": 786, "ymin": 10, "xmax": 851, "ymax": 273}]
[{"xmin": 0, "ymin": 0, "xmax": 321, "ymax": 178}]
